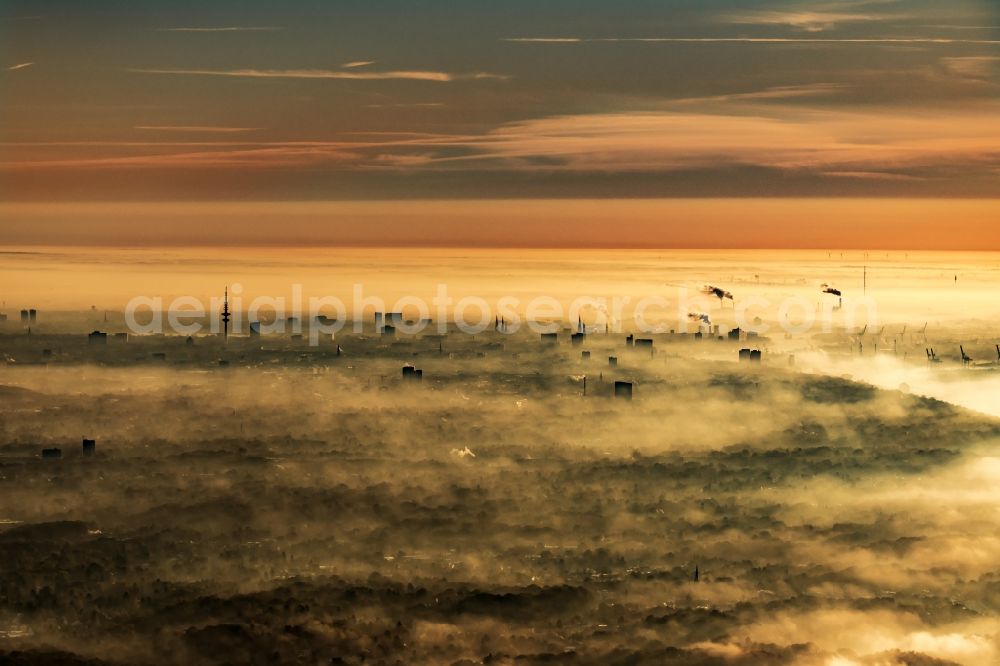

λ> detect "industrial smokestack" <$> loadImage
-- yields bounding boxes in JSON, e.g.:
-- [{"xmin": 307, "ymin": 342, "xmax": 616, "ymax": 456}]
[
  {"xmin": 688, "ymin": 312, "xmax": 712, "ymax": 328},
  {"xmin": 702, "ymin": 285, "xmax": 733, "ymax": 302},
  {"xmin": 821, "ymin": 283, "xmax": 842, "ymax": 297}
]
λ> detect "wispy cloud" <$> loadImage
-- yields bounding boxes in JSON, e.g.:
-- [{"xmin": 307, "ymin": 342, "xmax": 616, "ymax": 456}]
[
  {"xmin": 366, "ymin": 102, "xmax": 445, "ymax": 109},
  {"xmin": 926, "ymin": 25, "xmax": 1000, "ymax": 31},
  {"xmin": 1, "ymin": 146, "xmax": 361, "ymax": 170},
  {"xmin": 0, "ymin": 135, "xmax": 474, "ymax": 170},
  {"xmin": 7, "ymin": 62, "xmax": 34, "ymax": 71},
  {"xmin": 443, "ymin": 106, "xmax": 1000, "ymax": 175},
  {"xmin": 668, "ymin": 83, "xmax": 847, "ymax": 105},
  {"xmin": 128, "ymin": 67, "xmax": 509, "ymax": 82},
  {"xmin": 720, "ymin": 0, "xmax": 914, "ymax": 32},
  {"xmin": 10, "ymin": 100, "xmax": 1000, "ymax": 183},
  {"xmin": 942, "ymin": 56, "xmax": 1000, "ymax": 79},
  {"xmin": 504, "ymin": 38, "xmax": 583, "ymax": 43},
  {"xmin": 503, "ymin": 37, "xmax": 1000, "ymax": 45},
  {"xmin": 822, "ymin": 170, "xmax": 925, "ymax": 181},
  {"xmin": 342, "ymin": 60, "xmax": 376, "ymax": 69},
  {"xmin": 159, "ymin": 26, "xmax": 283, "ymax": 32},
  {"xmin": 721, "ymin": 10, "xmax": 897, "ymax": 33},
  {"xmin": 134, "ymin": 126, "xmax": 263, "ymax": 133}
]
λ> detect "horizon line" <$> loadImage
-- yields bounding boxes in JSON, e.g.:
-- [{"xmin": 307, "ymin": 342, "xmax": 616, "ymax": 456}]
[{"xmin": 1, "ymin": 242, "xmax": 997, "ymax": 253}]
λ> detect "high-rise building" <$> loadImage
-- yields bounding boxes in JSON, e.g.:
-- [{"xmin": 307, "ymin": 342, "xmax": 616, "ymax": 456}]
[{"xmin": 614, "ymin": 381, "xmax": 633, "ymax": 400}]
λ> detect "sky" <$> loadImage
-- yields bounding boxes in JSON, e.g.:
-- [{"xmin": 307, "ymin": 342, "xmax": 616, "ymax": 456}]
[{"xmin": 2, "ymin": 0, "xmax": 1000, "ymax": 248}]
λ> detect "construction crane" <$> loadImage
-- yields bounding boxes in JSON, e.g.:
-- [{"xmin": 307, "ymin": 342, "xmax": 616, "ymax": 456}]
[
  {"xmin": 874, "ymin": 326, "xmax": 886, "ymax": 353},
  {"xmin": 855, "ymin": 324, "xmax": 867, "ymax": 355}
]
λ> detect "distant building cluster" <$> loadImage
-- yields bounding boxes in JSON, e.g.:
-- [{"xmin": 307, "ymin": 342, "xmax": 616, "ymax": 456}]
[{"xmin": 40, "ymin": 438, "xmax": 97, "ymax": 460}]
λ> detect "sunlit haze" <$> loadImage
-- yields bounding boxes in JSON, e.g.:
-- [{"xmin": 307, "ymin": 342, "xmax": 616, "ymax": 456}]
[{"xmin": 3, "ymin": 2, "xmax": 1000, "ymax": 665}]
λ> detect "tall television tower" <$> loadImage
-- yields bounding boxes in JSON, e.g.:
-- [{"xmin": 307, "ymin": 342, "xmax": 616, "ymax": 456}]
[{"xmin": 222, "ymin": 287, "xmax": 231, "ymax": 341}]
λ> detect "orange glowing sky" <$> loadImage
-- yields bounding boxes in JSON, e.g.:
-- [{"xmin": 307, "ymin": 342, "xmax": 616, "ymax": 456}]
[{"xmin": 2, "ymin": 1, "xmax": 999, "ymax": 248}]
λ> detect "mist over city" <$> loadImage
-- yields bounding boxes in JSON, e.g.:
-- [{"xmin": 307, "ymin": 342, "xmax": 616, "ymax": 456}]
[{"xmin": 3, "ymin": 1, "xmax": 1000, "ymax": 664}]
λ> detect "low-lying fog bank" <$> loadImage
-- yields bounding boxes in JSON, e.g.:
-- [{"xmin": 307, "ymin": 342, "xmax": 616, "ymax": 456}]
[{"xmin": 1, "ymin": 332, "xmax": 999, "ymax": 664}]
